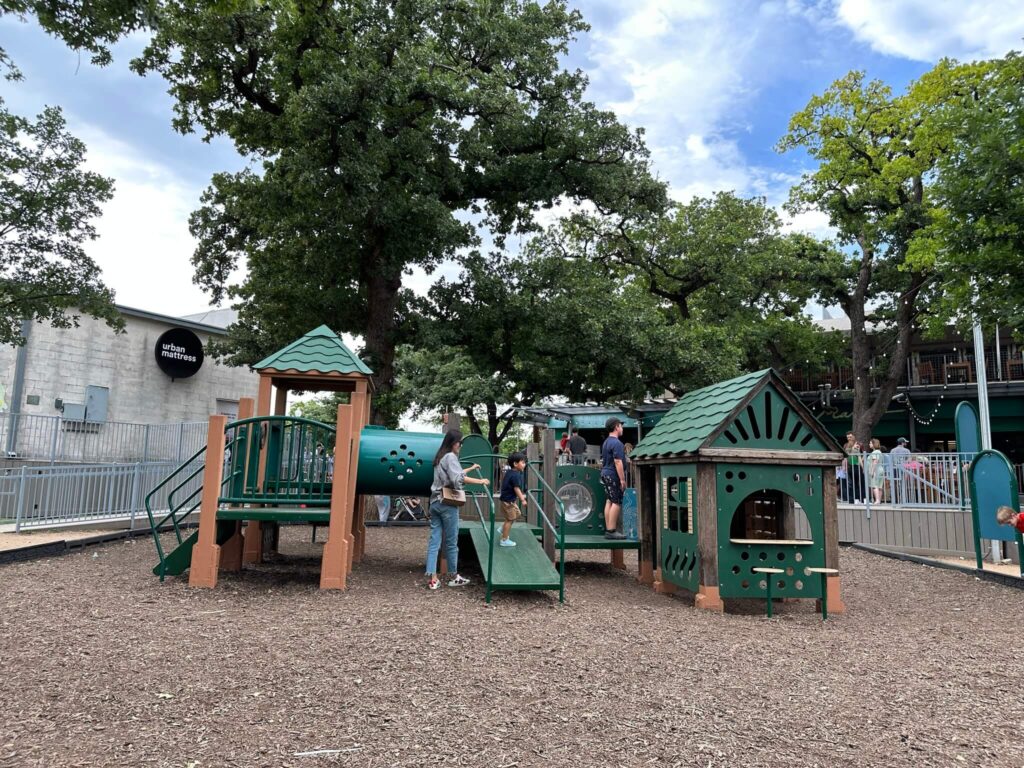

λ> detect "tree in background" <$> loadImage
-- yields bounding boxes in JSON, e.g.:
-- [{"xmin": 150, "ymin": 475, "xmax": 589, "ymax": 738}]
[
  {"xmin": 0, "ymin": 100, "xmax": 121, "ymax": 344},
  {"xmin": 396, "ymin": 251, "xmax": 739, "ymax": 447},
  {"xmin": 135, "ymin": 0, "xmax": 665, "ymax": 424},
  {"xmin": 778, "ymin": 68, "xmax": 962, "ymax": 443},
  {"xmin": 544, "ymin": 192, "xmax": 846, "ymax": 375},
  {"xmin": 908, "ymin": 53, "xmax": 1024, "ymax": 336}
]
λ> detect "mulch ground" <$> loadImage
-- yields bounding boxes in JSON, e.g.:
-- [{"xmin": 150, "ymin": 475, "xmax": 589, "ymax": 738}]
[{"xmin": 1, "ymin": 526, "xmax": 1023, "ymax": 768}]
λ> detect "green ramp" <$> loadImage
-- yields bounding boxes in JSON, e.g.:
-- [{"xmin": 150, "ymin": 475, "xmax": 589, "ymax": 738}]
[
  {"xmin": 466, "ymin": 521, "xmax": 560, "ymax": 597},
  {"xmin": 154, "ymin": 520, "xmax": 236, "ymax": 578}
]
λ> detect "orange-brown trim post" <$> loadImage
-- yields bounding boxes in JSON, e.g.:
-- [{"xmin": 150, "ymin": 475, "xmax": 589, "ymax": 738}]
[
  {"xmin": 693, "ymin": 463, "xmax": 724, "ymax": 611},
  {"xmin": 321, "ymin": 402, "xmax": 354, "ymax": 589},
  {"xmin": 189, "ymin": 415, "xmax": 228, "ymax": 588},
  {"xmin": 347, "ymin": 384, "xmax": 369, "ymax": 567},
  {"xmin": 243, "ymin": 377, "xmax": 275, "ymax": 564},
  {"xmin": 219, "ymin": 398, "xmax": 254, "ymax": 572},
  {"xmin": 819, "ymin": 465, "xmax": 846, "ymax": 614}
]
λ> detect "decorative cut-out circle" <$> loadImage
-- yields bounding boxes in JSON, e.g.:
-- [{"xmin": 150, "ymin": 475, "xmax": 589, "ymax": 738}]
[
  {"xmin": 786, "ymin": 567, "xmax": 794, "ymax": 576},
  {"xmin": 556, "ymin": 482, "xmax": 593, "ymax": 523},
  {"xmin": 725, "ymin": 471, "xmax": 734, "ymax": 479},
  {"xmin": 732, "ymin": 565, "xmax": 741, "ymax": 574},
  {"xmin": 777, "ymin": 552, "xmax": 786, "ymax": 561},
  {"xmin": 758, "ymin": 580, "xmax": 767, "ymax": 590},
  {"xmin": 725, "ymin": 484, "xmax": 734, "ymax": 493},
  {"xmin": 738, "ymin": 471, "xmax": 747, "ymax": 480},
  {"xmin": 758, "ymin": 551, "xmax": 768, "ymax": 561},
  {"xmin": 741, "ymin": 580, "xmax": 750, "ymax": 589},
  {"xmin": 777, "ymin": 579, "xmax": 785, "ymax": 589},
  {"xmin": 795, "ymin": 580, "xmax": 804, "ymax": 590},
  {"xmin": 740, "ymin": 551, "xmax": 750, "ymax": 560}
]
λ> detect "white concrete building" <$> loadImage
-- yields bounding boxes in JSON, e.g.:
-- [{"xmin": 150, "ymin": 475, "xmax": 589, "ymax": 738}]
[{"xmin": 0, "ymin": 305, "xmax": 259, "ymax": 426}]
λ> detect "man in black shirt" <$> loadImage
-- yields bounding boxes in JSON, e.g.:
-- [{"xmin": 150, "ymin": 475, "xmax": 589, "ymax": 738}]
[{"xmin": 568, "ymin": 428, "xmax": 587, "ymax": 465}]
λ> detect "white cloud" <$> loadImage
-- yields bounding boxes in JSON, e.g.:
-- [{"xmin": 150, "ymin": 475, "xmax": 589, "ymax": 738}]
[
  {"xmin": 584, "ymin": 0, "xmax": 763, "ymax": 201},
  {"xmin": 73, "ymin": 124, "xmax": 225, "ymax": 317},
  {"xmin": 835, "ymin": 0, "xmax": 1024, "ymax": 62}
]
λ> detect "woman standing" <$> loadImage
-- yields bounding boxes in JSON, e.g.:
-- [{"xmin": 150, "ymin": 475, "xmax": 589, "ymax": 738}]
[
  {"xmin": 425, "ymin": 429, "xmax": 490, "ymax": 591},
  {"xmin": 843, "ymin": 432, "xmax": 864, "ymax": 503},
  {"xmin": 867, "ymin": 438, "xmax": 885, "ymax": 505}
]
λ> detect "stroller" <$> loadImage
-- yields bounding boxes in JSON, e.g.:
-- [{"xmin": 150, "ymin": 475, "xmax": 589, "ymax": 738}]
[{"xmin": 390, "ymin": 496, "xmax": 427, "ymax": 522}]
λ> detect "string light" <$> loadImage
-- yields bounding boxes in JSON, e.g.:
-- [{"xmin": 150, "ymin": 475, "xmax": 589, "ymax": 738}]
[{"xmin": 905, "ymin": 388, "xmax": 946, "ymax": 426}]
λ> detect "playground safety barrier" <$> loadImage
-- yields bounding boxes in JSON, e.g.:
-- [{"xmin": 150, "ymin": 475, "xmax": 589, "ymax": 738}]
[
  {"xmin": 1, "ymin": 460, "xmax": 191, "ymax": 530},
  {"xmin": 0, "ymin": 413, "xmax": 207, "ymax": 464}
]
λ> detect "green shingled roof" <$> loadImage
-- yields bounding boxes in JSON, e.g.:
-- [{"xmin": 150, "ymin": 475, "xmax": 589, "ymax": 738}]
[
  {"xmin": 632, "ymin": 369, "xmax": 771, "ymax": 459},
  {"xmin": 253, "ymin": 325, "xmax": 373, "ymax": 376}
]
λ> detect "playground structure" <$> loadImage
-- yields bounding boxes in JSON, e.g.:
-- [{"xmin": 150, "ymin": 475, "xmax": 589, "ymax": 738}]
[
  {"xmin": 145, "ymin": 326, "xmax": 585, "ymax": 602},
  {"xmin": 631, "ymin": 369, "xmax": 847, "ymax": 614}
]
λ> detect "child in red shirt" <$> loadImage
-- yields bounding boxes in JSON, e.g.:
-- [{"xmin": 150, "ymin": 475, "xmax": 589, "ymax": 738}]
[{"xmin": 995, "ymin": 505, "xmax": 1024, "ymax": 534}]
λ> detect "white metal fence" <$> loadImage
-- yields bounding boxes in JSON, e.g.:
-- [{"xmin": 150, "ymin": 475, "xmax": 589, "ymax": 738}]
[
  {"xmin": 0, "ymin": 458, "xmax": 204, "ymax": 531},
  {"xmin": 839, "ymin": 452, "xmax": 976, "ymax": 509},
  {"xmin": 0, "ymin": 413, "xmax": 206, "ymax": 464}
]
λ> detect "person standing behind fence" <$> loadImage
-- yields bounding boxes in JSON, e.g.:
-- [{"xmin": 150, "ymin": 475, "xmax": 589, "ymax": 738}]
[
  {"xmin": 568, "ymin": 428, "xmax": 587, "ymax": 465},
  {"xmin": 844, "ymin": 432, "xmax": 865, "ymax": 503},
  {"xmin": 890, "ymin": 437, "xmax": 910, "ymax": 504},
  {"xmin": 600, "ymin": 418, "xmax": 627, "ymax": 540},
  {"xmin": 867, "ymin": 438, "xmax": 885, "ymax": 505}
]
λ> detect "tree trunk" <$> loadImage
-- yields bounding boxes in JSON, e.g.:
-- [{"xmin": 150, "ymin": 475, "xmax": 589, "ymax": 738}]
[
  {"xmin": 361, "ymin": 255, "xmax": 402, "ymax": 426},
  {"xmin": 845, "ymin": 238, "xmax": 927, "ymax": 444}
]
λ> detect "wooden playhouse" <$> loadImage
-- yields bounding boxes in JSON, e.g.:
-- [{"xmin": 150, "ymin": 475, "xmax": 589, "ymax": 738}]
[{"xmin": 631, "ymin": 369, "xmax": 846, "ymax": 613}]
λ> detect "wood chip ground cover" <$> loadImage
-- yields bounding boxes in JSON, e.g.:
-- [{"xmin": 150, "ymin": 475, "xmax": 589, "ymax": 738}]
[{"xmin": 1, "ymin": 526, "xmax": 1022, "ymax": 767}]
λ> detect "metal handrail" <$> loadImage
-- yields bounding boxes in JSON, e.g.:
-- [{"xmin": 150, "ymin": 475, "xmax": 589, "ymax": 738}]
[
  {"xmin": 461, "ymin": 460, "xmax": 497, "ymax": 603},
  {"xmin": 145, "ymin": 446, "xmax": 207, "ymax": 571},
  {"xmin": 525, "ymin": 462, "xmax": 566, "ymax": 603}
]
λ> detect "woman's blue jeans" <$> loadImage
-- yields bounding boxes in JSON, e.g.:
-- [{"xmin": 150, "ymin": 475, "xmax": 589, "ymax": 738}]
[{"xmin": 425, "ymin": 501, "xmax": 460, "ymax": 576}]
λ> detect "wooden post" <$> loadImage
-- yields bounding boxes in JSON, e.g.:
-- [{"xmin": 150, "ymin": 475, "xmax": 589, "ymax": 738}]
[
  {"xmin": 694, "ymin": 463, "xmax": 724, "ymax": 611},
  {"xmin": 244, "ymin": 376, "xmax": 274, "ymax": 564},
  {"xmin": 526, "ymin": 442, "xmax": 540, "ymax": 527},
  {"xmin": 189, "ymin": 415, "xmax": 228, "ymax": 588},
  {"xmin": 321, "ymin": 403, "xmax": 354, "ymax": 589},
  {"xmin": 541, "ymin": 429, "xmax": 557, "ymax": 562},
  {"xmin": 819, "ymin": 465, "xmax": 846, "ymax": 614},
  {"xmin": 347, "ymin": 385, "xmax": 369, "ymax": 567},
  {"xmin": 219, "ymin": 397, "xmax": 254, "ymax": 572},
  {"xmin": 636, "ymin": 465, "xmax": 656, "ymax": 585}
]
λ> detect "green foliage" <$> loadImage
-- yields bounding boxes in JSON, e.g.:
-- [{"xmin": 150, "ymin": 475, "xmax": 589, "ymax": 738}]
[
  {"xmin": 0, "ymin": 0, "xmax": 155, "ymax": 72},
  {"xmin": 549, "ymin": 192, "xmax": 847, "ymax": 374},
  {"xmin": 0, "ymin": 99, "xmax": 121, "ymax": 344},
  {"xmin": 907, "ymin": 53, "xmax": 1024, "ymax": 335},
  {"xmin": 777, "ymin": 68, "xmax": 957, "ymax": 438},
  {"xmin": 133, "ymin": 0, "xmax": 665, "ymax": 424},
  {"xmin": 396, "ymin": 249, "xmax": 741, "ymax": 446},
  {"xmin": 288, "ymin": 393, "xmax": 348, "ymax": 426}
]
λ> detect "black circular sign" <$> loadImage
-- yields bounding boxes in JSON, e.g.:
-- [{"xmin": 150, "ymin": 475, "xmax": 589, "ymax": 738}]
[{"xmin": 155, "ymin": 328, "xmax": 204, "ymax": 379}]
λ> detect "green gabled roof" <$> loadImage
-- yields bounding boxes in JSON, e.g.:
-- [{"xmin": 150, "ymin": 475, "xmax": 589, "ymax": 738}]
[
  {"xmin": 253, "ymin": 325, "xmax": 373, "ymax": 376},
  {"xmin": 633, "ymin": 369, "xmax": 771, "ymax": 459},
  {"xmin": 633, "ymin": 368, "xmax": 845, "ymax": 459}
]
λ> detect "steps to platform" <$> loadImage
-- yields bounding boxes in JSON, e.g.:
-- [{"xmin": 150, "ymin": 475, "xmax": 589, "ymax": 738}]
[{"xmin": 466, "ymin": 521, "xmax": 560, "ymax": 592}]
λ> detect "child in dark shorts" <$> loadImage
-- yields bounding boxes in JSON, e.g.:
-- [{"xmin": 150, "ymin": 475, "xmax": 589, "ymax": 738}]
[{"xmin": 499, "ymin": 452, "xmax": 528, "ymax": 547}]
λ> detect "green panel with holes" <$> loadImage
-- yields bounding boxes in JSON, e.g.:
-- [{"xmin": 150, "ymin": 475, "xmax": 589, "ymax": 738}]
[
  {"xmin": 659, "ymin": 465, "xmax": 700, "ymax": 592},
  {"xmin": 716, "ymin": 463, "xmax": 825, "ymax": 599},
  {"xmin": 712, "ymin": 384, "xmax": 828, "ymax": 452},
  {"xmin": 554, "ymin": 464, "xmax": 607, "ymax": 535}
]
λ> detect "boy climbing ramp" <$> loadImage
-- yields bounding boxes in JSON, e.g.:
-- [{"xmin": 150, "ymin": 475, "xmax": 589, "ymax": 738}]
[{"xmin": 499, "ymin": 452, "xmax": 528, "ymax": 547}]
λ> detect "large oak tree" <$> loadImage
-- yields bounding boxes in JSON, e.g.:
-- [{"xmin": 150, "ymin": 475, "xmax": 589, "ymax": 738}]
[{"xmin": 135, "ymin": 0, "xmax": 664, "ymax": 423}]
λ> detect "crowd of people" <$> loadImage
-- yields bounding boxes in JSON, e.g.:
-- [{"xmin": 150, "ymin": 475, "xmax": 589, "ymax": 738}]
[{"xmin": 839, "ymin": 433, "xmax": 935, "ymax": 505}]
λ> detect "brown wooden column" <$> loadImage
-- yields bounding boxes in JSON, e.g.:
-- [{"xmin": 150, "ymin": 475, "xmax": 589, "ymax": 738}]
[
  {"xmin": 347, "ymin": 384, "xmax": 369, "ymax": 568},
  {"xmin": 244, "ymin": 377, "xmax": 275, "ymax": 564},
  {"xmin": 541, "ymin": 429, "xmax": 557, "ymax": 562},
  {"xmin": 219, "ymin": 397, "xmax": 254, "ymax": 572},
  {"xmin": 321, "ymin": 403, "xmax": 354, "ymax": 589},
  {"xmin": 189, "ymin": 415, "xmax": 228, "ymax": 588},
  {"xmin": 694, "ymin": 463, "xmax": 724, "ymax": 611},
  {"xmin": 636, "ymin": 466, "xmax": 656, "ymax": 586},
  {"xmin": 820, "ymin": 465, "xmax": 846, "ymax": 614}
]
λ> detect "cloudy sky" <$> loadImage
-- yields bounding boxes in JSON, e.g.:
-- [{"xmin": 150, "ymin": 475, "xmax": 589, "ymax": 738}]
[{"xmin": 2, "ymin": 0, "xmax": 1024, "ymax": 318}]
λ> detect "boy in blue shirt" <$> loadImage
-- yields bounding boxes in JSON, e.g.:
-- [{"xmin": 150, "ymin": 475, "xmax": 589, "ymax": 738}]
[{"xmin": 499, "ymin": 452, "xmax": 528, "ymax": 547}]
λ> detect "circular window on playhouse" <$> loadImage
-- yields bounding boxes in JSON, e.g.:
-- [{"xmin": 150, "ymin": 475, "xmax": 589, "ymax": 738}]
[
  {"xmin": 738, "ymin": 471, "xmax": 747, "ymax": 480},
  {"xmin": 725, "ymin": 471, "xmax": 734, "ymax": 479},
  {"xmin": 557, "ymin": 482, "xmax": 593, "ymax": 524}
]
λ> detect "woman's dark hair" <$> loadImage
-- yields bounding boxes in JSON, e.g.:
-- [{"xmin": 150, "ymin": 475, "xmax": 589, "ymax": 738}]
[
  {"xmin": 433, "ymin": 429, "xmax": 464, "ymax": 466},
  {"xmin": 507, "ymin": 451, "xmax": 527, "ymax": 467}
]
